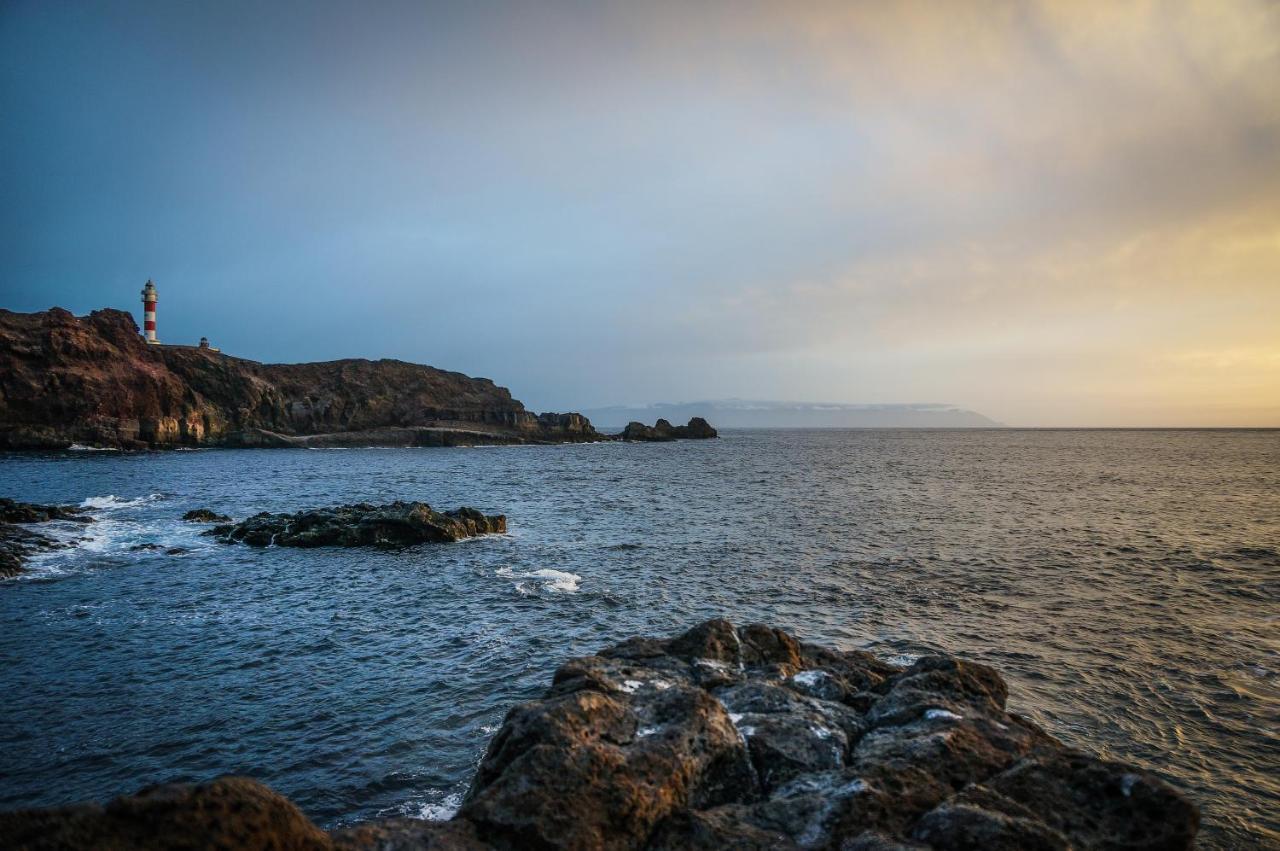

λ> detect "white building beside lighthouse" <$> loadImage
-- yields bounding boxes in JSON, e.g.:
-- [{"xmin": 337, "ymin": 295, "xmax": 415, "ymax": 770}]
[{"xmin": 141, "ymin": 280, "xmax": 159, "ymax": 344}]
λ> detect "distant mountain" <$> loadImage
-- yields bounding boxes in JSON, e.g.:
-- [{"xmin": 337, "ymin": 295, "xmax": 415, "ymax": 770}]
[{"xmin": 581, "ymin": 400, "xmax": 1002, "ymax": 429}]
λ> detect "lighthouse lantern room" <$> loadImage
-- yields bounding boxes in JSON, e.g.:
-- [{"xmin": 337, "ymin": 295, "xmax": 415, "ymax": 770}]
[{"xmin": 141, "ymin": 280, "xmax": 159, "ymax": 344}]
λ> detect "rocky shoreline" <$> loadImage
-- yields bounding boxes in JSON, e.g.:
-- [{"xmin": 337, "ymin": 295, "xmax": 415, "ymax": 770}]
[
  {"xmin": 0, "ymin": 619, "xmax": 1199, "ymax": 849},
  {"xmin": 0, "ymin": 307, "xmax": 719, "ymax": 451},
  {"xmin": 0, "ymin": 498, "xmax": 91, "ymax": 578}
]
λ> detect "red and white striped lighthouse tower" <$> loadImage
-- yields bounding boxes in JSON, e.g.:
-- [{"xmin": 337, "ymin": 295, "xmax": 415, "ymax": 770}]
[{"xmin": 141, "ymin": 280, "xmax": 159, "ymax": 344}]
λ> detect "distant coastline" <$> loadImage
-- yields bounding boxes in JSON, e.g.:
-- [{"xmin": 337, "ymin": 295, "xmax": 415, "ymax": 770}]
[{"xmin": 581, "ymin": 399, "xmax": 1001, "ymax": 429}]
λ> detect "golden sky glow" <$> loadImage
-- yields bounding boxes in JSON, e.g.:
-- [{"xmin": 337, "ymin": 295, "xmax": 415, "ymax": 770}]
[{"xmin": 620, "ymin": 0, "xmax": 1280, "ymax": 425}]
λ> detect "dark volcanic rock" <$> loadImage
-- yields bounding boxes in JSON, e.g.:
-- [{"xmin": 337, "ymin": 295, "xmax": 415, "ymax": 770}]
[
  {"xmin": 0, "ymin": 620, "xmax": 1199, "ymax": 849},
  {"xmin": 1, "ymin": 524, "xmax": 56, "ymax": 578},
  {"xmin": 443, "ymin": 619, "xmax": 1195, "ymax": 849},
  {"xmin": 618, "ymin": 416, "xmax": 718, "ymax": 441},
  {"xmin": 181, "ymin": 508, "xmax": 231, "ymax": 522},
  {"xmin": 206, "ymin": 501, "xmax": 506, "ymax": 548},
  {"xmin": 0, "ymin": 497, "xmax": 90, "ymax": 524},
  {"xmin": 0, "ymin": 498, "xmax": 91, "ymax": 578},
  {"xmin": 0, "ymin": 777, "xmax": 331, "ymax": 851},
  {"xmin": 0, "ymin": 307, "xmax": 603, "ymax": 449}
]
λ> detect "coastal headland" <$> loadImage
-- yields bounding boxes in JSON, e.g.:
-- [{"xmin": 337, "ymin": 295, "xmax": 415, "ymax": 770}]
[
  {"xmin": 0, "ymin": 307, "xmax": 714, "ymax": 450},
  {"xmin": 0, "ymin": 619, "xmax": 1199, "ymax": 849}
]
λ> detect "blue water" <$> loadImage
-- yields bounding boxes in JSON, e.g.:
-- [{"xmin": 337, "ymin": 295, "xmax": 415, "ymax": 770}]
[{"xmin": 1, "ymin": 430, "xmax": 1277, "ymax": 848}]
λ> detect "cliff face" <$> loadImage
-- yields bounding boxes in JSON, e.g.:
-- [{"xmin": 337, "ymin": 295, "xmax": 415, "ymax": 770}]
[{"xmin": 0, "ymin": 307, "xmax": 597, "ymax": 449}]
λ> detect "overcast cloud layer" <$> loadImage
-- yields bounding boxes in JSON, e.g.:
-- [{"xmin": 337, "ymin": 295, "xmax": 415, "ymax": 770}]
[{"xmin": 2, "ymin": 0, "xmax": 1277, "ymax": 425}]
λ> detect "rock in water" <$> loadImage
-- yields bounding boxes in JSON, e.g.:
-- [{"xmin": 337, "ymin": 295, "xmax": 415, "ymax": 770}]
[
  {"xmin": 205, "ymin": 501, "xmax": 506, "ymax": 547},
  {"xmin": 181, "ymin": 508, "xmax": 231, "ymax": 522},
  {"xmin": 0, "ymin": 498, "xmax": 91, "ymax": 578},
  {"xmin": 619, "ymin": 417, "xmax": 719, "ymax": 441},
  {"xmin": 0, "ymin": 620, "xmax": 1200, "ymax": 850},
  {"xmin": 0, "ymin": 498, "xmax": 90, "ymax": 524}
]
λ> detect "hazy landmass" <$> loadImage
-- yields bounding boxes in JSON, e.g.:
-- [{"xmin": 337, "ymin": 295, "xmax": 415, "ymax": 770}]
[{"xmin": 583, "ymin": 400, "xmax": 1001, "ymax": 429}]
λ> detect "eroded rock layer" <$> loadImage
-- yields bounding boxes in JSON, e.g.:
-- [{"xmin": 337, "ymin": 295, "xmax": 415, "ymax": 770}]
[{"xmin": 0, "ymin": 620, "xmax": 1199, "ymax": 849}]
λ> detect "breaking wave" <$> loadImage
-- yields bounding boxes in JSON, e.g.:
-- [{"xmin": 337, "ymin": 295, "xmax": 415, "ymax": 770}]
[
  {"xmin": 79, "ymin": 494, "xmax": 165, "ymax": 511},
  {"xmin": 495, "ymin": 566, "xmax": 582, "ymax": 593}
]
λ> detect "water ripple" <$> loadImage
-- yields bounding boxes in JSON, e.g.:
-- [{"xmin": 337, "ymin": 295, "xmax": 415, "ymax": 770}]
[{"xmin": 0, "ymin": 430, "xmax": 1277, "ymax": 848}]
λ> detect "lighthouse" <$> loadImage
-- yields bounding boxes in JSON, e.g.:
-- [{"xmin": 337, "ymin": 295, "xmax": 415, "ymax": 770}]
[{"xmin": 141, "ymin": 280, "xmax": 159, "ymax": 344}]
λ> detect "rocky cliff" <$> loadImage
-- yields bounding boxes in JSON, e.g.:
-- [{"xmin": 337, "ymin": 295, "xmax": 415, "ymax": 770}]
[
  {"xmin": 0, "ymin": 620, "xmax": 1199, "ymax": 850},
  {"xmin": 0, "ymin": 307, "xmax": 598, "ymax": 449}
]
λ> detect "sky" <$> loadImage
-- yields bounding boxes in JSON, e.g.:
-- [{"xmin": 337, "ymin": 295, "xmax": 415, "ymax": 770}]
[{"xmin": 2, "ymin": 1, "xmax": 1278, "ymax": 426}]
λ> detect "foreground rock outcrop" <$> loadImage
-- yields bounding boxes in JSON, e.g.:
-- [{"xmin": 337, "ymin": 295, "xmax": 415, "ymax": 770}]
[
  {"xmin": 0, "ymin": 307, "xmax": 601, "ymax": 450},
  {"xmin": 204, "ymin": 501, "xmax": 506, "ymax": 547},
  {"xmin": 0, "ymin": 620, "xmax": 1199, "ymax": 849},
  {"xmin": 0, "ymin": 777, "xmax": 330, "ymax": 851},
  {"xmin": 618, "ymin": 417, "xmax": 718, "ymax": 441},
  {"xmin": 0, "ymin": 498, "xmax": 90, "ymax": 578}
]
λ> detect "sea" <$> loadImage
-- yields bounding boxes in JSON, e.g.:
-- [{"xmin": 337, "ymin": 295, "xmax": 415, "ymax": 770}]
[{"xmin": 0, "ymin": 429, "xmax": 1276, "ymax": 848}]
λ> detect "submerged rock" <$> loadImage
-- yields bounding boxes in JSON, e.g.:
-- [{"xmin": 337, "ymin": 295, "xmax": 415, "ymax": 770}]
[
  {"xmin": 181, "ymin": 508, "xmax": 231, "ymax": 523},
  {"xmin": 618, "ymin": 416, "xmax": 718, "ymax": 441},
  {"xmin": 205, "ymin": 501, "xmax": 506, "ymax": 548},
  {"xmin": 0, "ymin": 620, "xmax": 1199, "ymax": 849}
]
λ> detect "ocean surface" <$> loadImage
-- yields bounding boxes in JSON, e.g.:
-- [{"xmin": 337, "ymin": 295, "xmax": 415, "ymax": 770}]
[{"xmin": 1, "ymin": 430, "xmax": 1277, "ymax": 848}]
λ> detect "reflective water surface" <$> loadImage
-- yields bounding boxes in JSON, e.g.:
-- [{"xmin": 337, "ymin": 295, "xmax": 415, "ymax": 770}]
[{"xmin": 1, "ymin": 430, "xmax": 1277, "ymax": 847}]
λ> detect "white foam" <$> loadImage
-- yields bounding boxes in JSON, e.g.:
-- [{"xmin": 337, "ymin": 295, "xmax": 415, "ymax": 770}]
[
  {"xmin": 925, "ymin": 708, "xmax": 963, "ymax": 722},
  {"xmin": 80, "ymin": 493, "xmax": 164, "ymax": 510},
  {"xmin": 694, "ymin": 658, "xmax": 730, "ymax": 670},
  {"xmin": 495, "ymin": 566, "xmax": 581, "ymax": 593},
  {"xmin": 887, "ymin": 653, "xmax": 921, "ymax": 668},
  {"xmin": 68, "ymin": 443, "xmax": 115, "ymax": 451},
  {"xmin": 21, "ymin": 494, "xmax": 214, "ymax": 575},
  {"xmin": 619, "ymin": 680, "xmax": 643, "ymax": 694},
  {"xmin": 636, "ymin": 726, "xmax": 659, "ymax": 738},
  {"xmin": 402, "ymin": 792, "xmax": 463, "ymax": 821},
  {"xmin": 792, "ymin": 670, "xmax": 827, "ymax": 687}
]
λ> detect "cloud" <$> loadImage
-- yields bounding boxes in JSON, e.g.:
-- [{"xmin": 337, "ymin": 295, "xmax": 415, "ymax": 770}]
[{"xmin": 2, "ymin": 0, "xmax": 1277, "ymax": 424}]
